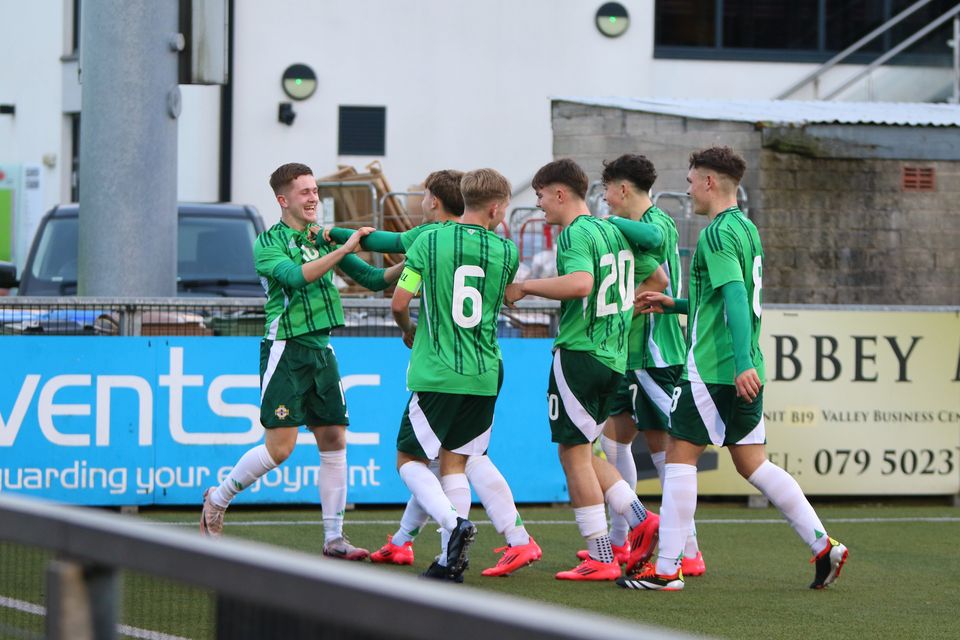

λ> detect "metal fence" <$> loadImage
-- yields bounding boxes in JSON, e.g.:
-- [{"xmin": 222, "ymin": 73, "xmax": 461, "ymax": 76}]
[
  {"xmin": 0, "ymin": 494, "xmax": 696, "ymax": 640},
  {"xmin": 0, "ymin": 297, "xmax": 561, "ymax": 338}
]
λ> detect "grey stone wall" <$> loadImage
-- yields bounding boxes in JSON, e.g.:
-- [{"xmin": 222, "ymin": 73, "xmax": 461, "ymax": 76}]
[
  {"xmin": 754, "ymin": 153, "xmax": 960, "ymax": 304},
  {"xmin": 550, "ymin": 100, "xmax": 960, "ymax": 306}
]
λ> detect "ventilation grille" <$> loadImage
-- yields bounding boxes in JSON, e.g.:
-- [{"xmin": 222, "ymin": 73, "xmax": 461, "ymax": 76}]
[{"xmin": 901, "ymin": 166, "xmax": 935, "ymax": 192}]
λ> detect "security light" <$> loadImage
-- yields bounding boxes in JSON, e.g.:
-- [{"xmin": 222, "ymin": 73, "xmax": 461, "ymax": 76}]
[
  {"xmin": 281, "ymin": 64, "xmax": 317, "ymax": 100},
  {"xmin": 596, "ymin": 2, "xmax": 629, "ymax": 38}
]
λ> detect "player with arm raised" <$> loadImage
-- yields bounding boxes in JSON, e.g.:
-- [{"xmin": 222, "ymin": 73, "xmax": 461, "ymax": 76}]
[
  {"xmin": 391, "ymin": 168, "xmax": 535, "ymax": 581},
  {"xmin": 624, "ymin": 147, "xmax": 848, "ymax": 592},
  {"xmin": 200, "ymin": 163, "xmax": 403, "ymax": 562},
  {"xmin": 504, "ymin": 159, "xmax": 662, "ymax": 582}
]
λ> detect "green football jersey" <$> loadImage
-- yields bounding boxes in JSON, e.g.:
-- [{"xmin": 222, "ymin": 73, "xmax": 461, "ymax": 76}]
[
  {"xmin": 400, "ymin": 220, "xmax": 450, "ymax": 251},
  {"xmin": 683, "ymin": 206, "xmax": 766, "ymax": 385},
  {"xmin": 629, "ymin": 206, "xmax": 686, "ymax": 370},
  {"xmin": 255, "ymin": 222, "xmax": 346, "ymax": 343},
  {"xmin": 554, "ymin": 215, "xmax": 634, "ymax": 373},
  {"xmin": 404, "ymin": 223, "xmax": 519, "ymax": 395}
]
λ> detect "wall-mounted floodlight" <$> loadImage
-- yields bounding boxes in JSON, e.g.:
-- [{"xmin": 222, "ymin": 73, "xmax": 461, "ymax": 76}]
[
  {"xmin": 282, "ymin": 64, "xmax": 317, "ymax": 100},
  {"xmin": 596, "ymin": 2, "xmax": 629, "ymax": 38}
]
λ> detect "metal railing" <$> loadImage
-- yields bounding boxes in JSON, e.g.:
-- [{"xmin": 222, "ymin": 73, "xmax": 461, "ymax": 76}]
[
  {"xmin": 0, "ymin": 493, "xmax": 696, "ymax": 640},
  {"xmin": 777, "ymin": 0, "xmax": 958, "ymax": 100},
  {"xmin": 0, "ymin": 297, "xmax": 562, "ymax": 338}
]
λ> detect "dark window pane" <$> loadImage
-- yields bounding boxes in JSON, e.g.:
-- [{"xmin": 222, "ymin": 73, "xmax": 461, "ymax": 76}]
[
  {"xmin": 826, "ymin": 0, "xmax": 885, "ymax": 52},
  {"xmin": 891, "ymin": 0, "xmax": 953, "ymax": 57},
  {"xmin": 338, "ymin": 106, "xmax": 386, "ymax": 156},
  {"xmin": 655, "ymin": 0, "xmax": 716, "ymax": 47},
  {"xmin": 723, "ymin": 0, "xmax": 819, "ymax": 49}
]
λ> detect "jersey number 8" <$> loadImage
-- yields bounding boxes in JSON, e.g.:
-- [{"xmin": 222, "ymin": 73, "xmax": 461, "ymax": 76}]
[{"xmin": 596, "ymin": 250, "xmax": 635, "ymax": 318}]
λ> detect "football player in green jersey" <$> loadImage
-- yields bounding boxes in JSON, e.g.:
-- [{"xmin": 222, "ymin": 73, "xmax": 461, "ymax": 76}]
[
  {"xmin": 595, "ymin": 154, "xmax": 705, "ymax": 577},
  {"xmin": 627, "ymin": 147, "xmax": 848, "ymax": 592},
  {"xmin": 327, "ymin": 169, "xmax": 538, "ymax": 575},
  {"xmin": 325, "ymin": 169, "xmax": 465, "ymax": 253},
  {"xmin": 504, "ymin": 159, "xmax": 663, "ymax": 582},
  {"xmin": 200, "ymin": 163, "xmax": 404, "ymax": 562},
  {"xmin": 391, "ymin": 168, "xmax": 537, "ymax": 581}
]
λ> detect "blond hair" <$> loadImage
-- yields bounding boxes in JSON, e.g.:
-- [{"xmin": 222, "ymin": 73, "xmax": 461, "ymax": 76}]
[{"xmin": 461, "ymin": 168, "xmax": 511, "ymax": 209}]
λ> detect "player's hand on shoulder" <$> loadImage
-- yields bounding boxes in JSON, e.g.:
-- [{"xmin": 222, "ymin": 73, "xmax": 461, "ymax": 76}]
[
  {"xmin": 307, "ymin": 224, "xmax": 321, "ymax": 244},
  {"xmin": 735, "ymin": 369, "xmax": 761, "ymax": 402},
  {"xmin": 320, "ymin": 226, "xmax": 334, "ymax": 245}
]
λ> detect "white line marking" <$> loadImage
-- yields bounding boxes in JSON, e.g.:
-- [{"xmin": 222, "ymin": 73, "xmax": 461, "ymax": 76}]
[
  {"xmin": 148, "ymin": 516, "xmax": 960, "ymax": 527},
  {"xmin": 0, "ymin": 595, "xmax": 191, "ymax": 640}
]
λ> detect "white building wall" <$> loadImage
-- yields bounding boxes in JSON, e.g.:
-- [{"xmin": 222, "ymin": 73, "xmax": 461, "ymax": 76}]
[
  {"xmin": 0, "ymin": 0, "xmax": 66, "ymax": 214},
  {"xmin": 1, "ymin": 0, "xmax": 948, "ymax": 229}
]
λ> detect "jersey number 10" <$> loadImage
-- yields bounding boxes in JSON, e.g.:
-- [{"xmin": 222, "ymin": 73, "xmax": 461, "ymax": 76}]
[{"xmin": 596, "ymin": 250, "xmax": 635, "ymax": 317}]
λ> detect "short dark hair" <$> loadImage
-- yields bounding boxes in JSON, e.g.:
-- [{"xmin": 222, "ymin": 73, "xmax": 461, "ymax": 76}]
[
  {"xmin": 424, "ymin": 170, "xmax": 465, "ymax": 216},
  {"xmin": 532, "ymin": 159, "xmax": 589, "ymax": 199},
  {"xmin": 269, "ymin": 162, "xmax": 313, "ymax": 194},
  {"xmin": 688, "ymin": 147, "xmax": 746, "ymax": 182},
  {"xmin": 601, "ymin": 154, "xmax": 657, "ymax": 192}
]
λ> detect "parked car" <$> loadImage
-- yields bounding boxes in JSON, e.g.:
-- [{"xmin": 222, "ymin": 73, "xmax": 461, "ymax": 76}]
[{"xmin": 0, "ymin": 203, "xmax": 266, "ymax": 297}]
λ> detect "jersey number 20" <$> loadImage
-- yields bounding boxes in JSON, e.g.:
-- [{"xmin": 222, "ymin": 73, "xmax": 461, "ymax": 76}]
[{"xmin": 596, "ymin": 250, "xmax": 635, "ymax": 317}]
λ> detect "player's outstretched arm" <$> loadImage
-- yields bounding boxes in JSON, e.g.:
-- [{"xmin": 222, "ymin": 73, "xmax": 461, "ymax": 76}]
[
  {"xmin": 633, "ymin": 266, "xmax": 668, "ymax": 315},
  {"xmin": 298, "ymin": 227, "xmax": 373, "ymax": 284},
  {"xmin": 636, "ymin": 290, "xmax": 688, "ymax": 315},
  {"xmin": 504, "ymin": 272, "xmax": 594, "ymax": 306},
  {"xmin": 338, "ymin": 253, "xmax": 404, "ymax": 292},
  {"xmin": 607, "ymin": 216, "xmax": 664, "ymax": 252},
  {"xmin": 326, "ymin": 227, "xmax": 405, "ymax": 253},
  {"xmin": 720, "ymin": 281, "xmax": 760, "ymax": 401}
]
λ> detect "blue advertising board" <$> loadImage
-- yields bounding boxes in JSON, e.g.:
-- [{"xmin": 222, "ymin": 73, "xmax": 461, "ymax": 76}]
[{"xmin": 0, "ymin": 337, "xmax": 567, "ymax": 505}]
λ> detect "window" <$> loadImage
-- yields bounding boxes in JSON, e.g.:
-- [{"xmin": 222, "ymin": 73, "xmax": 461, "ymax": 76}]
[
  {"xmin": 338, "ymin": 106, "xmax": 386, "ymax": 156},
  {"xmin": 655, "ymin": 0, "xmax": 954, "ymax": 63}
]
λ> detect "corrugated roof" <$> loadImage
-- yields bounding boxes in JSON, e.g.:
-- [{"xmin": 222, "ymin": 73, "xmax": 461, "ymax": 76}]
[{"xmin": 553, "ymin": 97, "xmax": 960, "ymax": 127}]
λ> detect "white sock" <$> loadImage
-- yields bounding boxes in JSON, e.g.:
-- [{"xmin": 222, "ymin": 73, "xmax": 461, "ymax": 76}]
[
  {"xmin": 392, "ymin": 458, "xmax": 439, "ymax": 544},
  {"xmin": 683, "ymin": 522, "xmax": 701, "ymax": 559},
  {"xmin": 438, "ymin": 473, "xmax": 471, "ymax": 565},
  {"xmin": 318, "ymin": 449, "xmax": 348, "ymax": 543},
  {"xmin": 650, "ymin": 451, "xmax": 666, "ymax": 484},
  {"xmin": 656, "ymin": 463, "xmax": 697, "ymax": 575},
  {"xmin": 441, "ymin": 473, "xmax": 471, "ymax": 517},
  {"xmin": 748, "ymin": 460, "xmax": 829, "ymax": 555},
  {"xmin": 392, "ymin": 496, "xmax": 429, "ymax": 545},
  {"xmin": 466, "ymin": 456, "xmax": 529, "ymax": 547},
  {"xmin": 399, "ymin": 461, "xmax": 459, "ymax": 531},
  {"xmin": 604, "ymin": 479, "xmax": 648, "ymax": 528},
  {"xmin": 574, "ymin": 504, "xmax": 612, "ymax": 562},
  {"xmin": 600, "ymin": 435, "xmax": 636, "ymax": 546},
  {"xmin": 652, "ymin": 451, "xmax": 700, "ymax": 558},
  {"xmin": 212, "ymin": 445, "xmax": 277, "ymax": 509}
]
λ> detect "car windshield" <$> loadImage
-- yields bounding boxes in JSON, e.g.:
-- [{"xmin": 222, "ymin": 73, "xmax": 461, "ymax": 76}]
[
  {"xmin": 27, "ymin": 214, "xmax": 259, "ymax": 293},
  {"xmin": 177, "ymin": 216, "xmax": 258, "ymax": 282}
]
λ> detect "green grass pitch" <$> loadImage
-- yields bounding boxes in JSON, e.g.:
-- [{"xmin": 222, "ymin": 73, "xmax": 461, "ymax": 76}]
[{"xmin": 2, "ymin": 502, "xmax": 958, "ymax": 639}]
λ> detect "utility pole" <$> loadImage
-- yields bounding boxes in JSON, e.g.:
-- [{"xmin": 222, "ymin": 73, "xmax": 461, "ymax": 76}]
[{"xmin": 78, "ymin": 0, "xmax": 180, "ymax": 296}]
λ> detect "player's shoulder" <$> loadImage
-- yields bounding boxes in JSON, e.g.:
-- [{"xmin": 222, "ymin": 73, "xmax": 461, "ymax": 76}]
[{"xmin": 255, "ymin": 223, "xmax": 290, "ymax": 249}]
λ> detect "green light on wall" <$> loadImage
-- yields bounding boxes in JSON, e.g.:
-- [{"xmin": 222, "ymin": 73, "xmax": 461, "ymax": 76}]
[{"xmin": 596, "ymin": 3, "xmax": 629, "ymax": 38}]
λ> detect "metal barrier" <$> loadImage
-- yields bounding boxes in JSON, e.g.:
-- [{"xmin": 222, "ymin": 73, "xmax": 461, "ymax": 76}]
[
  {"xmin": 0, "ymin": 297, "xmax": 562, "ymax": 338},
  {"xmin": 0, "ymin": 493, "xmax": 696, "ymax": 640}
]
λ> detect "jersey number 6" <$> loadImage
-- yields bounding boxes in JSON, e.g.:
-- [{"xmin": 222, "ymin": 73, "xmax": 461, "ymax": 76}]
[{"xmin": 452, "ymin": 265, "xmax": 485, "ymax": 329}]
